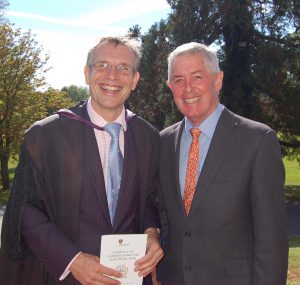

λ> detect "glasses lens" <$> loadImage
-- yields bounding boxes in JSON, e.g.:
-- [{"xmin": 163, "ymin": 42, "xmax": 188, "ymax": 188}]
[
  {"xmin": 117, "ymin": 65, "xmax": 132, "ymax": 75},
  {"xmin": 92, "ymin": 63, "xmax": 133, "ymax": 75},
  {"xmin": 93, "ymin": 62, "xmax": 109, "ymax": 72}
]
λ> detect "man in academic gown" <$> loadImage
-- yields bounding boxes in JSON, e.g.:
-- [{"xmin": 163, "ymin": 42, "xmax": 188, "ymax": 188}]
[{"xmin": 0, "ymin": 36, "xmax": 163, "ymax": 285}]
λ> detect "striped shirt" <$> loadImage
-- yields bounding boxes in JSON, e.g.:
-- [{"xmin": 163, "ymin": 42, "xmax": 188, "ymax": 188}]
[{"xmin": 87, "ymin": 97, "xmax": 127, "ymax": 192}]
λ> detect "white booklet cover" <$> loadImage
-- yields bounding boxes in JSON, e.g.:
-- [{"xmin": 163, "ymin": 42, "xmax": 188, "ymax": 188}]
[{"xmin": 100, "ymin": 234, "xmax": 148, "ymax": 285}]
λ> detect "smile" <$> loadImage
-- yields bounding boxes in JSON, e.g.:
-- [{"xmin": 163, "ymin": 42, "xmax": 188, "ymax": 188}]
[
  {"xmin": 184, "ymin": 97, "xmax": 200, "ymax": 104},
  {"xmin": 101, "ymin": 84, "xmax": 122, "ymax": 92}
]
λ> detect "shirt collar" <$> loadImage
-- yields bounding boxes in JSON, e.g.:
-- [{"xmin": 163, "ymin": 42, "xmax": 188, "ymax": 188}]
[
  {"xmin": 87, "ymin": 97, "xmax": 127, "ymax": 132},
  {"xmin": 184, "ymin": 103, "xmax": 223, "ymax": 139}
]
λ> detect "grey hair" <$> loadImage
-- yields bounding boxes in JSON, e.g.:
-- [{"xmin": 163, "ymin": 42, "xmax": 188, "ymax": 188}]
[
  {"xmin": 168, "ymin": 42, "xmax": 220, "ymax": 81},
  {"xmin": 86, "ymin": 36, "xmax": 142, "ymax": 72}
]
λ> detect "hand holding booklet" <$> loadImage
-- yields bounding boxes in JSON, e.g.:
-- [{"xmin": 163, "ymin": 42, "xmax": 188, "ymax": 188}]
[{"xmin": 100, "ymin": 234, "xmax": 147, "ymax": 285}]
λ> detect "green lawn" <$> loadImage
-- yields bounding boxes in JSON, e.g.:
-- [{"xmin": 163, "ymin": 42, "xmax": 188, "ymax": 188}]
[
  {"xmin": 284, "ymin": 158, "xmax": 300, "ymax": 202},
  {"xmin": 288, "ymin": 236, "xmax": 300, "ymax": 285},
  {"xmin": 284, "ymin": 158, "xmax": 300, "ymax": 186},
  {"xmin": 284, "ymin": 158, "xmax": 300, "ymax": 285}
]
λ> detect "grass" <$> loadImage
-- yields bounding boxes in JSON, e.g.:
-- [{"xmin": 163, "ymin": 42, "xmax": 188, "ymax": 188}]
[
  {"xmin": 0, "ymin": 159, "xmax": 17, "ymax": 204},
  {"xmin": 288, "ymin": 236, "xmax": 300, "ymax": 285},
  {"xmin": 284, "ymin": 158, "xmax": 300, "ymax": 186},
  {"xmin": 284, "ymin": 158, "xmax": 300, "ymax": 203},
  {"xmin": 285, "ymin": 157, "xmax": 300, "ymax": 285}
]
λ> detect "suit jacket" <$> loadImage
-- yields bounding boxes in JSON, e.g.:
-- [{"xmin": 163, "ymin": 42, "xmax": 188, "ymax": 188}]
[
  {"xmin": 0, "ymin": 101, "xmax": 160, "ymax": 285},
  {"xmin": 158, "ymin": 107, "xmax": 288, "ymax": 285}
]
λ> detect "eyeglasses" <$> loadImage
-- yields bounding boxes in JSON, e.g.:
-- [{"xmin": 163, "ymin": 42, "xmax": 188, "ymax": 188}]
[{"xmin": 90, "ymin": 62, "xmax": 134, "ymax": 75}]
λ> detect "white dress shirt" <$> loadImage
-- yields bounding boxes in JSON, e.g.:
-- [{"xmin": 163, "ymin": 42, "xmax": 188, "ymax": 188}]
[
  {"xmin": 87, "ymin": 97, "xmax": 127, "ymax": 190},
  {"xmin": 60, "ymin": 98, "xmax": 127, "ymax": 280}
]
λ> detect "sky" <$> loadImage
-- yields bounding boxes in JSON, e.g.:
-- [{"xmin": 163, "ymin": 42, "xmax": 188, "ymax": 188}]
[{"xmin": 6, "ymin": 0, "xmax": 171, "ymax": 89}]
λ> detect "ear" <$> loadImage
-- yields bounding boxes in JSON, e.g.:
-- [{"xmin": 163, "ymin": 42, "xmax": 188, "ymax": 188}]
[
  {"xmin": 84, "ymin": 65, "xmax": 91, "ymax": 85},
  {"xmin": 215, "ymin": 71, "xmax": 223, "ymax": 92},
  {"xmin": 166, "ymin": 80, "xmax": 173, "ymax": 91},
  {"xmin": 131, "ymin": 71, "xmax": 140, "ymax": 91}
]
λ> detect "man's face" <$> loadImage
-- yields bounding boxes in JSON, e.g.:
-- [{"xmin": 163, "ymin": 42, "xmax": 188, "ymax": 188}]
[
  {"xmin": 167, "ymin": 53, "xmax": 223, "ymax": 126},
  {"xmin": 84, "ymin": 43, "xmax": 140, "ymax": 121}
]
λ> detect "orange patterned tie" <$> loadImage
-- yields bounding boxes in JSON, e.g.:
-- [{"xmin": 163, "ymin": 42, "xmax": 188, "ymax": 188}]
[{"xmin": 183, "ymin": 128, "xmax": 201, "ymax": 215}]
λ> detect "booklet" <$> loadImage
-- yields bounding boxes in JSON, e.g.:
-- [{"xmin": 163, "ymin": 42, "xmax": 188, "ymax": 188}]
[{"xmin": 100, "ymin": 234, "xmax": 148, "ymax": 285}]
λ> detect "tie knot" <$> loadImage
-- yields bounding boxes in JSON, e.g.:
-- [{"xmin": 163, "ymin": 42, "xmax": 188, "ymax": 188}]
[
  {"xmin": 190, "ymin": 128, "xmax": 200, "ymax": 140},
  {"xmin": 105, "ymin": 123, "xmax": 122, "ymax": 139}
]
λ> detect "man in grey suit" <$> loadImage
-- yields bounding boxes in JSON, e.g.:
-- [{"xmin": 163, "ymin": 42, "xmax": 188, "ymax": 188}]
[
  {"xmin": 158, "ymin": 42, "xmax": 288, "ymax": 285},
  {"xmin": 0, "ymin": 36, "xmax": 163, "ymax": 285}
]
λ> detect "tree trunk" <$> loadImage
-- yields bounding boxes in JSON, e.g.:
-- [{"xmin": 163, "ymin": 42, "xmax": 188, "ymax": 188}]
[
  {"xmin": 221, "ymin": 0, "xmax": 254, "ymax": 118},
  {"xmin": 0, "ymin": 153, "xmax": 10, "ymax": 191},
  {"xmin": 0, "ymin": 133, "xmax": 11, "ymax": 191}
]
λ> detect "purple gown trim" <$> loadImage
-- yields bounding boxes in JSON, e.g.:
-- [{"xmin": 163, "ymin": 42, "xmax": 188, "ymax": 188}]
[{"xmin": 57, "ymin": 109, "xmax": 136, "ymax": 131}]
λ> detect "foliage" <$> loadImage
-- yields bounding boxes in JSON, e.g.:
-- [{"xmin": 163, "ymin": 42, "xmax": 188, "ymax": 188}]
[
  {"xmin": 127, "ymin": 21, "xmax": 181, "ymax": 129},
  {"xmin": 164, "ymin": 0, "xmax": 300, "ymax": 124},
  {"xmin": 129, "ymin": 0, "xmax": 300, "ymax": 162},
  {"xmin": 0, "ymin": 22, "xmax": 71, "ymax": 190},
  {"xmin": 61, "ymin": 84, "xmax": 88, "ymax": 104},
  {"xmin": 38, "ymin": 87, "xmax": 73, "ymax": 117}
]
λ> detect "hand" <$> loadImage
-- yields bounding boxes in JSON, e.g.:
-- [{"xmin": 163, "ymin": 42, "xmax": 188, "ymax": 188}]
[
  {"xmin": 134, "ymin": 228, "xmax": 164, "ymax": 277},
  {"xmin": 70, "ymin": 252, "xmax": 122, "ymax": 285},
  {"xmin": 151, "ymin": 268, "xmax": 161, "ymax": 285}
]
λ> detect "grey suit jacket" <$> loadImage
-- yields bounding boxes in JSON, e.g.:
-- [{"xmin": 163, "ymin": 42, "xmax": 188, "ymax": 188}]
[{"xmin": 158, "ymin": 107, "xmax": 288, "ymax": 285}]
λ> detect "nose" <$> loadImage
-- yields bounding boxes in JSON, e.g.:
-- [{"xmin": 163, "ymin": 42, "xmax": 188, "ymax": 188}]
[
  {"xmin": 184, "ymin": 79, "xmax": 192, "ymax": 93},
  {"xmin": 105, "ymin": 66, "xmax": 119, "ymax": 78}
]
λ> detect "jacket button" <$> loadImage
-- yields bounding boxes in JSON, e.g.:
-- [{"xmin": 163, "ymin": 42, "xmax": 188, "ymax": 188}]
[
  {"xmin": 184, "ymin": 231, "xmax": 191, "ymax": 238},
  {"xmin": 185, "ymin": 265, "xmax": 191, "ymax": 271}
]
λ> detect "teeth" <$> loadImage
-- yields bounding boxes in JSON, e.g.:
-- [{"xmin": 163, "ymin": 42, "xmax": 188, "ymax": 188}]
[
  {"xmin": 102, "ymin": 85, "xmax": 121, "ymax": 91},
  {"xmin": 185, "ymin": 97, "xmax": 200, "ymax": 104}
]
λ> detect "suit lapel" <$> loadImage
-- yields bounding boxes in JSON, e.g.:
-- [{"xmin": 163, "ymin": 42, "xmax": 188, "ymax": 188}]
[
  {"xmin": 169, "ymin": 121, "xmax": 187, "ymax": 214},
  {"xmin": 130, "ymin": 119, "xmax": 148, "ymax": 230},
  {"xmin": 57, "ymin": 111, "xmax": 84, "ymax": 239},
  {"xmin": 82, "ymin": 107, "xmax": 111, "ymax": 224},
  {"xmin": 188, "ymin": 108, "xmax": 238, "ymax": 217}
]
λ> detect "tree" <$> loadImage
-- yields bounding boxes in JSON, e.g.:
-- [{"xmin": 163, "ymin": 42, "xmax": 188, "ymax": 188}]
[
  {"xmin": 130, "ymin": 0, "xmax": 300, "ymax": 161},
  {"xmin": 0, "ymin": 22, "xmax": 71, "ymax": 190},
  {"xmin": 6, "ymin": 87, "xmax": 72, "ymax": 157},
  {"xmin": 38, "ymin": 87, "xmax": 73, "ymax": 116},
  {"xmin": 127, "ymin": 21, "xmax": 178, "ymax": 130},
  {"xmin": 167, "ymin": 0, "xmax": 299, "ymax": 118},
  {"xmin": 61, "ymin": 84, "xmax": 88, "ymax": 104}
]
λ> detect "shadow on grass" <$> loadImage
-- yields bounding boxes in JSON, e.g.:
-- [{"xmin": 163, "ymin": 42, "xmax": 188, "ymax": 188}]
[
  {"xmin": 289, "ymin": 236, "xmax": 300, "ymax": 248},
  {"xmin": 285, "ymin": 185, "xmax": 300, "ymax": 203}
]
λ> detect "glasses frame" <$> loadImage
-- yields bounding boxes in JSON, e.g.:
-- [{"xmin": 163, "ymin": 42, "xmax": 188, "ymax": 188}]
[{"xmin": 89, "ymin": 62, "xmax": 134, "ymax": 75}]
